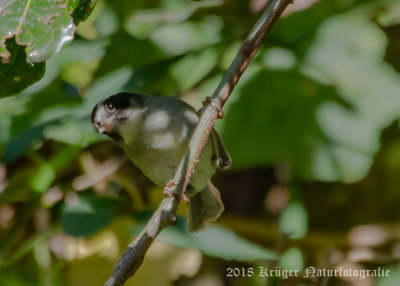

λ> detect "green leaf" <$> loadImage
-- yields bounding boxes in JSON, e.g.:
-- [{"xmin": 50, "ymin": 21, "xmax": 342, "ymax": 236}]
[
  {"xmin": 360, "ymin": 0, "xmax": 400, "ymax": 27},
  {"xmin": 30, "ymin": 163, "xmax": 56, "ymax": 193},
  {"xmin": 61, "ymin": 195, "xmax": 116, "ymax": 237},
  {"xmin": 158, "ymin": 220, "xmax": 276, "ymax": 261},
  {"xmin": 279, "ymin": 202, "xmax": 308, "ymax": 239},
  {"xmin": 279, "ymin": 247, "xmax": 304, "ymax": 271},
  {"xmin": 69, "ymin": 0, "xmax": 97, "ymax": 25},
  {"xmin": 170, "ymin": 47, "xmax": 218, "ymax": 90},
  {"xmin": 0, "ymin": 38, "xmax": 45, "ymax": 97},
  {"xmin": 95, "ymin": 33, "xmax": 166, "ymax": 76},
  {"xmin": 43, "ymin": 118, "xmax": 98, "ymax": 146},
  {"xmin": 262, "ymin": 47, "xmax": 297, "ymax": 70},
  {"xmin": 30, "ymin": 145, "xmax": 79, "ymax": 192},
  {"xmin": 221, "ymin": 69, "xmax": 336, "ymax": 180},
  {"xmin": 150, "ymin": 18, "xmax": 222, "ymax": 56},
  {"xmin": 124, "ymin": 0, "xmax": 223, "ymax": 38},
  {"xmin": 0, "ymin": 0, "xmax": 75, "ymax": 63},
  {"xmin": 24, "ymin": 39, "xmax": 106, "ymax": 94},
  {"xmin": 304, "ymin": 14, "xmax": 400, "ymax": 182},
  {"xmin": 377, "ymin": 266, "xmax": 400, "ymax": 286},
  {"xmin": 3, "ymin": 122, "xmax": 50, "ymax": 163}
]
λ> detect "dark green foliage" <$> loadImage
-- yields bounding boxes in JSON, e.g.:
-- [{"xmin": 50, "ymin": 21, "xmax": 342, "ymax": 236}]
[
  {"xmin": 0, "ymin": 38, "xmax": 45, "ymax": 97},
  {"xmin": 70, "ymin": 0, "xmax": 97, "ymax": 25},
  {"xmin": 61, "ymin": 195, "xmax": 116, "ymax": 237}
]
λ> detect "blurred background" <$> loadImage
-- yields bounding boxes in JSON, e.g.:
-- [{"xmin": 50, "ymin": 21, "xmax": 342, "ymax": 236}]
[{"xmin": 1, "ymin": 0, "xmax": 400, "ymax": 285}]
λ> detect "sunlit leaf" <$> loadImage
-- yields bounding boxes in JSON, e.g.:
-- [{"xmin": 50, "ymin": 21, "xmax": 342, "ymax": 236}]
[
  {"xmin": 30, "ymin": 145, "xmax": 79, "ymax": 192},
  {"xmin": 279, "ymin": 201, "xmax": 308, "ymax": 239},
  {"xmin": 30, "ymin": 163, "xmax": 56, "ymax": 193},
  {"xmin": 150, "ymin": 18, "xmax": 222, "ymax": 56},
  {"xmin": 170, "ymin": 47, "xmax": 218, "ymax": 90},
  {"xmin": 262, "ymin": 47, "xmax": 297, "ymax": 70},
  {"xmin": 304, "ymin": 14, "xmax": 400, "ymax": 182},
  {"xmin": 279, "ymin": 247, "xmax": 304, "ymax": 270},
  {"xmin": 125, "ymin": 0, "xmax": 223, "ymax": 38},
  {"xmin": 0, "ymin": 0, "xmax": 75, "ymax": 63}
]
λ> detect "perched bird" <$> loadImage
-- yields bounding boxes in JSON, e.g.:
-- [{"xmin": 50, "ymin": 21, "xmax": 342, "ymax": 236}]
[{"xmin": 91, "ymin": 92, "xmax": 231, "ymax": 232}]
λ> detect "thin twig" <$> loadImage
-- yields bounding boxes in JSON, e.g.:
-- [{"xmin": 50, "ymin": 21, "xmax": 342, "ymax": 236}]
[{"xmin": 104, "ymin": 1, "xmax": 293, "ymax": 285}]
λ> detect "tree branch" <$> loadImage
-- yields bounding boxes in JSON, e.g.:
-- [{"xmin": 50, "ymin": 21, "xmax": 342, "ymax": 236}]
[{"xmin": 104, "ymin": 1, "xmax": 293, "ymax": 285}]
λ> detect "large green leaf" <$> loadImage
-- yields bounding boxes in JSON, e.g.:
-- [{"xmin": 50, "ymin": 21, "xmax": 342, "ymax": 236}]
[{"xmin": 0, "ymin": 0, "xmax": 75, "ymax": 63}]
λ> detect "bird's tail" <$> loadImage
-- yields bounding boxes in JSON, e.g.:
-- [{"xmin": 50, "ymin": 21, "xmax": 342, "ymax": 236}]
[{"xmin": 187, "ymin": 181, "xmax": 224, "ymax": 232}]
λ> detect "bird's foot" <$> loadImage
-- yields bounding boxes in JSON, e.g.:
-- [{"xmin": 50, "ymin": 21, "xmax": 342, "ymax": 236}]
[
  {"xmin": 202, "ymin": 96, "xmax": 224, "ymax": 119},
  {"xmin": 163, "ymin": 180, "xmax": 190, "ymax": 202}
]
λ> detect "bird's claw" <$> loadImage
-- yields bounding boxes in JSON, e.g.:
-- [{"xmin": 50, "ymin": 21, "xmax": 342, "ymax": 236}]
[
  {"xmin": 163, "ymin": 180, "xmax": 190, "ymax": 202},
  {"xmin": 202, "ymin": 96, "xmax": 224, "ymax": 119}
]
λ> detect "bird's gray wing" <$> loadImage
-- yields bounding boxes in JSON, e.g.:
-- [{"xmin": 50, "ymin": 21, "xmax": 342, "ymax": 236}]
[{"xmin": 210, "ymin": 129, "xmax": 232, "ymax": 169}]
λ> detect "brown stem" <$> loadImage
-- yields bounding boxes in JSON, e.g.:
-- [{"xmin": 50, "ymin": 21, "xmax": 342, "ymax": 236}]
[{"xmin": 105, "ymin": 1, "xmax": 293, "ymax": 285}]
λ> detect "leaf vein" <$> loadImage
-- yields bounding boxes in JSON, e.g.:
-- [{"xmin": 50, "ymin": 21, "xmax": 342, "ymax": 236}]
[{"xmin": 16, "ymin": 0, "xmax": 32, "ymax": 34}]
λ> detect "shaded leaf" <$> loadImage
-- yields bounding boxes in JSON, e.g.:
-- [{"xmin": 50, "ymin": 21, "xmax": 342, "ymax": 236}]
[
  {"xmin": 95, "ymin": 33, "xmax": 166, "ymax": 76},
  {"xmin": 0, "ymin": 168, "xmax": 35, "ymax": 204},
  {"xmin": 3, "ymin": 121, "xmax": 51, "ymax": 163},
  {"xmin": 69, "ymin": 0, "xmax": 97, "ymax": 25},
  {"xmin": 0, "ymin": 38, "xmax": 45, "ymax": 97},
  {"xmin": 61, "ymin": 195, "xmax": 116, "ymax": 237}
]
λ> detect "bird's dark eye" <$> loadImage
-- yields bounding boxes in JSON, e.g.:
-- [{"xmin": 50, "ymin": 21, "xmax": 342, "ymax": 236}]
[{"xmin": 105, "ymin": 102, "xmax": 116, "ymax": 113}]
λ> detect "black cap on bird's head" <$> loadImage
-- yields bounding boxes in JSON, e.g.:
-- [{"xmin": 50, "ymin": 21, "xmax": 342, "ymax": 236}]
[{"xmin": 91, "ymin": 92, "xmax": 144, "ymax": 141}]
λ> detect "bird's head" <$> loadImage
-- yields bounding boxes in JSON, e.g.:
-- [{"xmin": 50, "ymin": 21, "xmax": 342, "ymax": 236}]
[{"xmin": 91, "ymin": 92, "xmax": 145, "ymax": 143}]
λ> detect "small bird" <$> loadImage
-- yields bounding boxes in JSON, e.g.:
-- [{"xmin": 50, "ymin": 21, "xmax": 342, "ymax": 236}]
[{"xmin": 91, "ymin": 92, "xmax": 231, "ymax": 232}]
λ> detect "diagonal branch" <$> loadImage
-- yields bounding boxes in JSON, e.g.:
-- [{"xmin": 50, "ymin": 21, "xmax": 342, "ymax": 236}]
[{"xmin": 104, "ymin": 1, "xmax": 293, "ymax": 285}]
